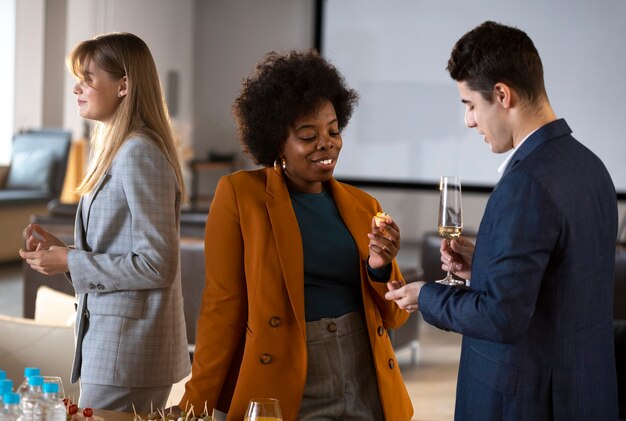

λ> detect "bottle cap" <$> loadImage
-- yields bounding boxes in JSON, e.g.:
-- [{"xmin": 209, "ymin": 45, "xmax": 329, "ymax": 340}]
[
  {"xmin": 43, "ymin": 382, "xmax": 59, "ymax": 393},
  {"xmin": 24, "ymin": 367, "xmax": 40, "ymax": 378},
  {"xmin": 0, "ymin": 369, "xmax": 6, "ymax": 380},
  {"xmin": 3, "ymin": 392, "xmax": 19, "ymax": 405},
  {"xmin": 0, "ymin": 379, "xmax": 13, "ymax": 393},
  {"xmin": 27, "ymin": 375, "xmax": 44, "ymax": 387}
]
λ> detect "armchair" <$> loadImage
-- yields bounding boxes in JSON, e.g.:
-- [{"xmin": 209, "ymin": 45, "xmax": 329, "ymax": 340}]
[{"xmin": 0, "ymin": 130, "xmax": 71, "ymax": 263}]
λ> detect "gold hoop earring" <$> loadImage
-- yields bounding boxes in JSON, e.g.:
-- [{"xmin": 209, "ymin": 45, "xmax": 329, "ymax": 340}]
[{"xmin": 273, "ymin": 157, "xmax": 286, "ymax": 174}]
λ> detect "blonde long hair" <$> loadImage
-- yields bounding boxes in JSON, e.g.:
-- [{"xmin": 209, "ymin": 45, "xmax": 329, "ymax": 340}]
[{"xmin": 68, "ymin": 32, "xmax": 185, "ymax": 199}]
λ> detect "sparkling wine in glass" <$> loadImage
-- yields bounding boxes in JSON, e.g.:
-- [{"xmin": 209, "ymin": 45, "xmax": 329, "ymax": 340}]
[
  {"xmin": 436, "ymin": 176, "xmax": 465, "ymax": 286},
  {"xmin": 244, "ymin": 398, "xmax": 283, "ymax": 421}
]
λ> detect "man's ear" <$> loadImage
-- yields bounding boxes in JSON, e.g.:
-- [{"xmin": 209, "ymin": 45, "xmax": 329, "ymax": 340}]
[
  {"xmin": 493, "ymin": 82, "xmax": 512, "ymax": 109},
  {"xmin": 118, "ymin": 76, "xmax": 128, "ymax": 98}
]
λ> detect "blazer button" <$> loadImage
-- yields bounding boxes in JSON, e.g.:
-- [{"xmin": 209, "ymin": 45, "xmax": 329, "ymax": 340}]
[
  {"xmin": 327, "ymin": 322, "xmax": 337, "ymax": 332},
  {"xmin": 88, "ymin": 283, "xmax": 96, "ymax": 290},
  {"xmin": 97, "ymin": 283, "xmax": 105, "ymax": 290},
  {"xmin": 260, "ymin": 354, "xmax": 273, "ymax": 365},
  {"xmin": 388, "ymin": 358, "xmax": 395, "ymax": 369},
  {"xmin": 269, "ymin": 316, "xmax": 281, "ymax": 327},
  {"xmin": 377, "ymin": 326, "xmax": 385, "ymax": 336}
]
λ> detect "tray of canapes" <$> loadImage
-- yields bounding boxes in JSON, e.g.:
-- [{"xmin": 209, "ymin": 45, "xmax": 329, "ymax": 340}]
[
  {"xmin": 131, "ymin": 402, "xmax": 213, "ymax": 421},
  {"xmin": 63, "ymin": 398, "xmax": 217, "ymax": 420}
]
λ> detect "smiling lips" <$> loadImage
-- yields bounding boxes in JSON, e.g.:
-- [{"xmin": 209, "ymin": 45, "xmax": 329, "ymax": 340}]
[{"xmin": 312, "ymin": 157, "xmax": 336, "ymax": 169}]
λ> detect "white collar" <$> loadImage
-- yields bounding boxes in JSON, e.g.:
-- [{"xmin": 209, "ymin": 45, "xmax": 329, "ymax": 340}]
[{"xmin": 497, "ymin": 128, "xmax": 539, "ymax": 175}]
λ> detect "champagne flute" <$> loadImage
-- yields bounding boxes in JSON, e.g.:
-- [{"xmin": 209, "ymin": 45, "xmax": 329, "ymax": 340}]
[
  {"xmin": 436, "ymin": 176, "xmax": 465, "ymax": 286},
  {"xmin": 244, "ymin": 398, "xmax": 283, "ymax": 421}
]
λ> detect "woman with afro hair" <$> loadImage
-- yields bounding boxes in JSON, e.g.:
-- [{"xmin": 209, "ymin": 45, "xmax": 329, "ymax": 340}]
[{"xmin": 179, "ymin": 49, "xmax": 413, "ymax": 421}]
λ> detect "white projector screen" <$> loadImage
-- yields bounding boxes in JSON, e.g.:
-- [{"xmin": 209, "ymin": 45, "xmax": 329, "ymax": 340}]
[{"xmin": 320, "ymin": 0, "xmax": 626, "ymax": 192}]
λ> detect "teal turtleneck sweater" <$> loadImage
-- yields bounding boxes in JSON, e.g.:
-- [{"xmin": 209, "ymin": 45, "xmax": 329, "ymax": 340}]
[{"xmin": 289, "ymin": 189, "xmax": 390, "ymax": 321}]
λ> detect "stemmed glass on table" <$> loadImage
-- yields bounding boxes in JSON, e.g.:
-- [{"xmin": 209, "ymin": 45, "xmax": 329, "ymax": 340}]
[
  {"xmin": 436, "ymin": 175, "xmax": 466, "ymax": 286},
  {"xmin": 244, "ymin": 398, "xmax": 283, "ymax": 421}
]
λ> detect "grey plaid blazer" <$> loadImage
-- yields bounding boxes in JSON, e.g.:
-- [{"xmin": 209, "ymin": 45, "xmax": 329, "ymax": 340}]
[{"xmin": 67, "ymin": 136, "xmax": 191, "ymax": 387}]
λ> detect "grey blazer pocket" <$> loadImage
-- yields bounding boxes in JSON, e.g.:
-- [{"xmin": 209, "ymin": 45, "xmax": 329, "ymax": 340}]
[
  {"xmin": 88, "ymin": 291, "xmax": 146, "ymax": 320},
  {"xmin": 467, "ymin": 346, "xmax": 518, "ymax": 395}
]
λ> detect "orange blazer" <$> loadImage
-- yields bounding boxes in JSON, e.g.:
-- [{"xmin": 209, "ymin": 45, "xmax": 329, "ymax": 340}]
[{"xmin": 180, "ymin": 168, "xmax": 413, "ymax": 421}]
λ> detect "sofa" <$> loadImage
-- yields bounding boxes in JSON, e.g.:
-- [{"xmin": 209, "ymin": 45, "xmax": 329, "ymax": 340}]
[{"xmin": 0, "ymin": 130, "xmax": 71, "ymax": 263}]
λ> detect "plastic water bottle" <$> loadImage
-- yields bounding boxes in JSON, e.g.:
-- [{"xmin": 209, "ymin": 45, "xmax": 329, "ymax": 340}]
[
  {"xmin": 2, "ymin": 392, "xmax": 22, "ymax": 420},
  {"xmin": 1, "ymin": 379, "xmax": 13, "ymax": 409},
  {"xmin": 0, "ymin": 369, "xmax": 7, "ymax": 406},
  {"xmin": 17, "ymin": 367, "xmax": 40, "ymax": 397},
  {"xmin": 1, "ymin": 379, "xmax": 14, "ymax": 395},
  {"xmin": 37, "ymin": 382, "xmax": 66, "ymax": 421},
  {"xmin": 20, "ymin": 375, "xmax": 43, "ymax": 421}
]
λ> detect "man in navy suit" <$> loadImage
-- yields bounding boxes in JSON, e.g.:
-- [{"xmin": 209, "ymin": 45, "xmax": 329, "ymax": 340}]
[{"xmin": 386, "ymin": 21, "xmax": 619, "ymax": 420}]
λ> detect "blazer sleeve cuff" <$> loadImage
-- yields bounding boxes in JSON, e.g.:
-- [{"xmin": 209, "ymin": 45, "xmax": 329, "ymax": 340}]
[{"xmin": 366, "ymin": 257, "xmax": 392, "ymax": 283}]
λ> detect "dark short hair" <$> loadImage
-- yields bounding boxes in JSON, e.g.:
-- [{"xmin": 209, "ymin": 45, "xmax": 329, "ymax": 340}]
[
  {"xmin": 446, "ymin": 21, "xmax": 547, "ymax": 104},
  {"xmin": 233, "ymin": 49, "xmax": 358, "ymax": 167}
]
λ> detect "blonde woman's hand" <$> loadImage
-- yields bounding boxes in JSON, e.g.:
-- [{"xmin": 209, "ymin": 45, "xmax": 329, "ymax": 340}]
[
  {"xmin": 19, "ymin": 246, "xmax": 69, "ymax": 276},
  {"xmin": 23, "ymin": 223, "xmax": 66, "ymax": 251}
]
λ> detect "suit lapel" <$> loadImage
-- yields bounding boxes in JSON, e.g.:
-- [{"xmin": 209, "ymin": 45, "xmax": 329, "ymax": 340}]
[
  {"xmin": 82, "ymin": 172, "xmax": 111, "ymax": 235},
  {"xmin": 264, "ymin": 169, "xmax": 306, "ymax": 338},
  {"xmin": 74, "ymin": 198, "xmax": 86, "ymax": 251},
  {"xmin": 71, "ymin": 170, "xmax": 109, "ymax": 382},
  {"xmin": 71, "ymin": 197, "xmax": 89, "ymax": 383},
  {"xmin": 502, "ymin": 119, "xmax": 572, "ymax": 177}
]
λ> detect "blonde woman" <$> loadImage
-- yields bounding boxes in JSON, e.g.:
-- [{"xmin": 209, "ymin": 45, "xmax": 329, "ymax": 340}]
[{"xmin": 20, "ymin": 32, "xmax": 190, "ymax": 412}]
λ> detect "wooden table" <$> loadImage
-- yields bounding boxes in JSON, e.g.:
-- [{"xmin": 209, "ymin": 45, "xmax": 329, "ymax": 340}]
[
  {"xmin": 91, "ymin": 409, "xmax": 190, "ymax": 420},
  {"xmin": 92, "ymin": 410, "xmax": 134, "ymax": 420},
  {"xmin": 93, "ymin": 409, "xmax": 226, "ymax": 420}
]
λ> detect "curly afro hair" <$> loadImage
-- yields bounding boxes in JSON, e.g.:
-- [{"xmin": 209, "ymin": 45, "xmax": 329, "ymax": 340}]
[{"xmin": 232, "ymin": 49, "xmax": 359, "ymax": 167}]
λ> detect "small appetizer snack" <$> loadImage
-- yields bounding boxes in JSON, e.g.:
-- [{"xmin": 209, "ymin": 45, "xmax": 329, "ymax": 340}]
[
  {"xmin": 374, "ymin": 211, "xmax": 392, "ymax": 238},
  {"xmin": 374, "ymin": 211, "xmax": 391, "ymax": 228}
]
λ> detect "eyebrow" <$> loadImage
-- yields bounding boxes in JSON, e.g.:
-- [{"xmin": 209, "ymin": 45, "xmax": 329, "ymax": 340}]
[
  {"xmin": 461, "ymin": 99, "xmax": 472, "ymax": 105},
  {"xmin": 295, "ymin": 119, "xmax": 338, "ymax": 131}
]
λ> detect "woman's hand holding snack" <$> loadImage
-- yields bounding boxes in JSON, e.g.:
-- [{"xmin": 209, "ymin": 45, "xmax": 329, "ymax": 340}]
[{"xmin": 368, "ymin": 211, "xmax": 401, "ymax": 269}]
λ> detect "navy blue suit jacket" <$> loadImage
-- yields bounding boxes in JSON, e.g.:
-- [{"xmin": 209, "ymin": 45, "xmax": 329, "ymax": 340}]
[{"xmin": 420, "ymin": 119, "xmax": 618, "ymax": 420}]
